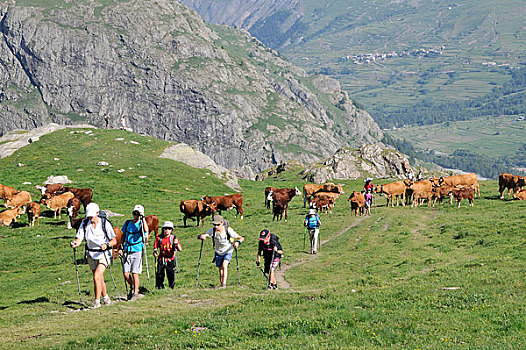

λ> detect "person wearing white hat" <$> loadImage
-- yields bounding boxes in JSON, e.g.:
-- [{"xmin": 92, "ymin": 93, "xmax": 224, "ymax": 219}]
[
  {"xmin": 118, "ymin": 204, "xmax": 149, "ymax": 301},
  {"xmin": 153, "ymin": 221, "xmax": 182, "ymax": 289},
  {"xmin": 70, "ymin": 202, "xmax": 117, "ymax": 308},
  {"xmin": 304, "ymin": 208, "xmax": 321, "ymax": 254}
]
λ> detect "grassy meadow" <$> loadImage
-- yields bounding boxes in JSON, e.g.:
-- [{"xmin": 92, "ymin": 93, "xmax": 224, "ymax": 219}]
[{"xmin": 0, "ymin": 128, "xmax": 525, "ymax": 349}]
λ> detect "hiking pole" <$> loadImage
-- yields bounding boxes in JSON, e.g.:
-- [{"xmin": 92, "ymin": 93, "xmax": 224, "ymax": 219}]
[
  {"xmin": 318, "ymin": 229, "xmax": 321, "ymax": 252},
  {"xmin": 303, "ymin": 227, "xmax": 307, "ymax": 252},
  {"xmin": 119, "ymin": 254, "xmax": 128, "ymax": 296},
  {"xmin": 103, "ymin": 248, "xmax": 121, "ymax": 301},
  {"xmin": 266, "ymin": 249, "xmax": 276, "ymax": 289},
  {"xmin": 234, "ymin": 247, "xmax": 241, "ymax": 285},
  {"xmin": 73, "ymin": 247, "xmax": 83, "ymax": 304},
  {"xmin": 175, "ymin": 250, "xmax": 179, "ymax": 272},
  {"xmin": 195, "ymin": 240, "xmax": 204, "ymax": 288}
]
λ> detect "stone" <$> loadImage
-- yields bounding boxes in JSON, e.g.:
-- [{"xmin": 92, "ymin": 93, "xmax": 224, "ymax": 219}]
[{"xmin": 43, "ymin": 175, "xmax": 72, "ymax": 185}]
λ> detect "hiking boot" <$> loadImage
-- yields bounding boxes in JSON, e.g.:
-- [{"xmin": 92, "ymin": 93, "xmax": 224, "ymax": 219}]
[
  {"xmin": 272, "ymin": 284, "xmax": 278, "ymax": 290},
  {"xmin": 127, "ymin": 290, "xmax": 133, "ymax": 301},
  {"xmin": 102, "ymin": 296, "xmax": 112, "ymax": 306},
  {"xmin": 219, "ymin": 284, "xmax": 226, "ymax": 289},
  {"xmin": 129, "ymin": 293, "xmax": 144, "ymax": 302},
  {"xmin": 92, "ymin": 300, "xmax": 101, "ymax": 309}
]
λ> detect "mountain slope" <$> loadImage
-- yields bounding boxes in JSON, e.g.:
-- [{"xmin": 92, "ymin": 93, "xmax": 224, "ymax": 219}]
[
  {"xmin": 0, "ymin": 0, "xmax": 383, "ymax": 175},
  {"xmin": 179, "ymin": 0, "xmax": 526, "ymax": 127}
]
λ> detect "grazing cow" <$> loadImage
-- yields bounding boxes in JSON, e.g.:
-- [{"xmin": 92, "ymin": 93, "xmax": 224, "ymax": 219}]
[
  {"xmin": 499, "ymin": 173, "xmax": 526, "ymax": 199},
  {"xmin": 451, "ymin": 187, "xmax": 474, "ymax": 208},
  {"xmin": 375, "ymin": 181, "xmax": 406, "ymax": 207},
  {"xmin": 0, "ymin": 207, "xmax": 23, "ymax": 226},
  {"xmin": 63, "ymin": 187, "xmax": 93, "ymax": 211},
  {"xmin": 41, "ymin": 183, "xmax": 65, "ymax": 196},
  {"xmin": 144, "ymin": 214, "xmax": 159, "ymax": 239},
  {"xmin": 404, "ymin": 180, "xmax": 433, "ymax": 207},
  {"xmin": 43, "ymin": 192, "xmax": 74, "ymax": 219},
  {"xmin": 309, "ymin": 197, "xmax": 333, "ymax": 214},
  {"xmin": 66, "ymin": 198, "xmax": 82, "ymax": 229},
  {"xmin": 202, "ymin": 193, "xmax": 244, "ymax": 219},
  {"xmin": 0, "ymin": 184, "xmax": 18, "ymax": 202},
  {"xmin": 347, "ymin": 191, "xmax": 365, "ymax": 216},
  {"xmin": 313, "ymin": 191, "xmax": 340, "ymax": 204},
  {"xmin": 302, "ymin": 183, "xmax": 344, "ymax": 207},
  {"xmin": 264, "ymin": 187, "xmax": 278, "ymax": 209},
  {"xmin": 513, "ymin": 188, "xmax": 526, "ymax": 200},
  {"xmin": 431, "ymin": 185, "xmax": 454, "ymax": 206},
  {"xmin": 5, "ymin": 191, "xmax": 32, "ymax": 212},
  {"xmin": 439, "ymin": 173, "xmax": 479, "ymax": 196},
  {"xmin": 411, "ymin": 190, "xmax": 434, "ymax": 207},
  {"xmin": 26, "ymin": 202, "xmax": 41, "ymax": 227},
  {"xmin": 268, "ymin": 187, "xmax": 302, "ymax": 222},
  {"xmin": 180, "ymin": 200, "xmax": 217, "ymax": 227},
  {"xmin": 323, "ymin": 183, "xmax": 345, "ymax": 194}
]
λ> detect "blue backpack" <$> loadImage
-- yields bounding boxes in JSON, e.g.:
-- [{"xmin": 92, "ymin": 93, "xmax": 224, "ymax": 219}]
[{"xmin": 306, "ymin": 214, "xmax": 319, "ymax": 229}]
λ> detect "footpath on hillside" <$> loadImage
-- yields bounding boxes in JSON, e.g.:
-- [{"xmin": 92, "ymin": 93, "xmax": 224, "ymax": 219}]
[{"xmin": 275, "ymin": 217, "xmax": 366, "ymax": 289}]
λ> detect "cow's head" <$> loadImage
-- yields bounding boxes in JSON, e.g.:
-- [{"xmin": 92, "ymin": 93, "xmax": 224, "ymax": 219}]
[
  {"xmin": 438, "ymin": 176, "xmax": 445, "ymax": 185},
  {"xmin": 294, "ymin": 187, "xmax": 302, "ymax": 197},
  {"xmin": 347, "ymin": 191, "xmax": 358, "ymax": 201},
  {"xmin": 201, "ymin": 196, "xmax": 212, "ymax": 204},
  {"xmin": 267, "ymin": 191, "xmax": 274, "ymax": 201},
  {"xmin": 204, "ymin": 201, "xmax": 217, "ymax": 214},
  {"xmin": 40, "ymin": 193, "xmax": 51, "ymax": 205},
  {"xmin": 517, "ymin": 176, "xmax": 526, "ymax": 187},
  {"xmin": 337, "ymin": 184, "xmax": 345, "ymax": 194},
  {"xmin": 403, "ymin": 179, "xmax": 413, "ymax": 188},
  {"xmin": 429, "ymin": 178, "xmax": 440, "ymax": 187}
]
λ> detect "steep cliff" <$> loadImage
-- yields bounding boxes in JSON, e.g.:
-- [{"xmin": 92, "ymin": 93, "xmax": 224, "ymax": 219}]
[{"xmin": 0, "ymin": 0, "xmax": 382, "ymax": 174}]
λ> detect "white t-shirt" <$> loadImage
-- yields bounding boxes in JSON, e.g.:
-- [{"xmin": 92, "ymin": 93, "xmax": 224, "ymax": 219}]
[
  {"xmin": 76, "ymin": 218, "xmax": 116, "ymax": 259},
  {"xmin": 204, "ymin": 227, "xmax": 239, "ymax": 255}
]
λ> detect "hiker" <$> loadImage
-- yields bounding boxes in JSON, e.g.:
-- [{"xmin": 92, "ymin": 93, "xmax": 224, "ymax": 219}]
[
  {"xmin": 120, "ymin": 115, "xmax": 126, "ymax": 130},
  {"xmin": 153, "ymin": 221, "xmax": 182, "ymax": 289},
  {"xmin": 407, "ymin": 169, "xmax": 415, "ymax": 181},
  {"xmin": 364, "ymin": 189, "xmax": 373, "ymax": 216},
  {"xmin": 118, "ymin": 204, "xmax": 149, "ymax": 301},
  {"xmin": 417, "ymin": 170, "xmax": 423, "ymax": 181},
  {"xmin": 364, "ymin": 177, "xmax": 375, "ymax": 192},
  {"xmin": 70, "ymin": 202, "xmax": 117, "ymax": 308},
  {"xmin": 256, "ymin": 229, "xmax": 283, "ymax": 289},
  {"xmin": 104, "ymin": 114, "xmax": 111, "ymax": 129},
  {"xmin": 304, "ymin": 209, "xmax": 321, "ymax": 254},
  {"xmin": 198, "ymin": 215, "xmax": 244, "ymax": 288}
]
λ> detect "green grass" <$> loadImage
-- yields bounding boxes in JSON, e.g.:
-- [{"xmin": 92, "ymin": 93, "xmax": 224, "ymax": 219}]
[
  {"xmin": 387, "ymin": 115, "xmax": 526, "ymax": 158},
  {"xmin": 0, "ymin": 129, "xmax": 525, "ymax": 349}
]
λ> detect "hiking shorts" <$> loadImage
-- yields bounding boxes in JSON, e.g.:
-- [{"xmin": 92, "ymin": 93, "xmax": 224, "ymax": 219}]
[
  {"xmin": 87, "ymin": 253, "xmax": 110, "ymax": 271},
  {"xmin": 123, "ymin": 251, "xmax": 143, "ymax": 274},
  {"xmin": 215, "ymin": 252, "xmax": 232, "ymax": 267}
]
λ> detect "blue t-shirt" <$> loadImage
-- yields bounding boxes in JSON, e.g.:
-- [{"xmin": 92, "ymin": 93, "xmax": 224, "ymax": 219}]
[{"xmin": 122, "ymin": 220, "xmax": 145, "ymax": 253}]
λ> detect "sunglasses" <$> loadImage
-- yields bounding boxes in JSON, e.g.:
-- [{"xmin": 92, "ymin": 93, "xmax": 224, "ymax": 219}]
[{"xmin": 213, "ymin": 223, "xmax": 222, "ymax": 226}]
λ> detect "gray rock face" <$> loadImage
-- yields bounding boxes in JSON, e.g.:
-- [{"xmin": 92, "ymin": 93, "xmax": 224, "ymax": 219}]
[
  {"xmin": 301, "ymin": 144, "xmax": 412, "ymax": 183},
  {"xmin": 159, "ymin": 143, "xmax": 241, "ymax": 191},
  {"xmin": 0, "ymin": 0, "xmax": 383, "ymax": 175}
]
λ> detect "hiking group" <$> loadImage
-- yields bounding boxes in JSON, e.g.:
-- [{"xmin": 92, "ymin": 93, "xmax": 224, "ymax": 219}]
[{"xmin": 70, "ymin": 203, "xmax": 319, "ymax": 308}]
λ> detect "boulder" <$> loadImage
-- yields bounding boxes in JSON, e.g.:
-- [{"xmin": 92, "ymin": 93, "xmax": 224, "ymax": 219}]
[{"xmin": 43, "ymin": 175, "xmax": 72, "ymax": 185}]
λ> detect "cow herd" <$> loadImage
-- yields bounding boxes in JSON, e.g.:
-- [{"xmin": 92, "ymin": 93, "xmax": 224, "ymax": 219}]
[{"xmin": 0, "ymin": 172, "xmax": 524, "ymax": 229}]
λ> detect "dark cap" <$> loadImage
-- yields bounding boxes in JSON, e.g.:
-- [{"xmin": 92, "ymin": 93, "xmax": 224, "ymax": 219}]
[{"xmin": 259, "ymin": 229, "xmax": 270, "ymax": 241}]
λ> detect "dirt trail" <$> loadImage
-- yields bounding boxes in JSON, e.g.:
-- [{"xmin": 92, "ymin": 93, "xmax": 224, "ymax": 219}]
[{"xmin": 275, "ymin": 217, "xmax": 366, "ymax": 290}]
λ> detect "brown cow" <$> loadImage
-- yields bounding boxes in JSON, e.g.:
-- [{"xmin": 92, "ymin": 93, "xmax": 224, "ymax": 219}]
[
  {"xmin": 302, "ymin": 183, "xmax": 344, "ymax": 207},
  {"xmin": 309, "ymin": 197, "xmax": 333, "ymax": 214},
  {"xmin": 26, "ymin": 202, "xmax": 41, "ymax": 227},
  {"xmin": 41, "ymin": 183, "xmax": 65, "ymax": 196},
  {"xmin": 431, "ymin": 185, "xmax": 454, "ymax": 206},
  {"xmin": 269, "ymin": 188, "xmax": 302, "ymax": 222},
  {"xmin": 180, "ymin": 200, "xmax": 217, "ymax": 227},
  {"xmin": 404, "ymin": 180, "xmax": 433, "ymax": 207},
  {"xmin": 202, "ymin": 193, "xmax": 243, "ymax": 219},
  {"xmin": 323, "ymin": 183, "xmax": 345, "ymax": 194},
  {"xmin": 499, "ymin": 173, "xmax": 526, "ymax": 199},
  {"xmin": 0, "ymin": 207, "xmax": 23, "ymax": 226},
  {"xmin": 5, "ymin": 191, "xmax": 32, "ymax": 212},
  {"xmin": 63, "ymin": 187, "xmax": 93, "ymax": 211},
  {"xmin": 313, "ymin": 191, "xmax": 340, "ymax": 204},
  {"xmin": 144, "ymin": 215, "xmax": 159, "ymax": 239},
  {"xmin": 0, "ymin": 184, "xmax": 18, "ymax": 202},
  {"xmin": 347, "ymin": 191, "xmax": 365, "ymax": 216},
  {"xmin": 66, "ymin": 198, "xmax": 82, "ymax": 229},
  {"xmin": 411, "ymin": 190, "xmax": 434, "ymax": 207},
  {"xmin": 267, "ymin": 187, "xmax": 301, "ymax": 209},
  {"xmin": 451, "ymin": 187, "xmax": 474, "ymax": 208},
  {"xmin": 513, "ymin": 188, "xmax": 526, "ymax": 200},
  {"xmin": 375, "ymin": 181, "xmax": 406, "ymax": 207},
  {"xmin": 43, "ymin": 192, "xmax": 74, "ymax": 219},
  {"xmin": 440, "ymin": 173, "xmax": 479, "ymax": 196}
]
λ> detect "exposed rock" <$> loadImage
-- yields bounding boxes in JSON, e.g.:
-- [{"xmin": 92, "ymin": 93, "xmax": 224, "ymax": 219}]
[
  {"xmin": 0, "ymin": 123, "xmax": 94, "ymax": 159},
  {"xmin": 0, "ymin": 0, "xmax": 383, "ymax": 174},
  {"xmin": 43, "ymin": 175, "xmax": 72, "ymax": 185},
  {"xmin": 301, "ymin": 144, "xmax": 412, "ymax": 183},
  {"xmin": 160, "ymin": 143, "xmax": 241, "ymax": 191}
]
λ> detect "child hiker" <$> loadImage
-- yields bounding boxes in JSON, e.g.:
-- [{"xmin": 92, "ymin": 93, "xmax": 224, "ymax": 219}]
[
  {"xmin": 153, "ymin": 221, "xmax": 182, "ymax": 289},
  {"xmin": 256, "ymin": 229, "xmax": 283, "ymax": 289},
  {"xmin": 364, "ymin": 189, "xmax": 373, "ymax": 216}
]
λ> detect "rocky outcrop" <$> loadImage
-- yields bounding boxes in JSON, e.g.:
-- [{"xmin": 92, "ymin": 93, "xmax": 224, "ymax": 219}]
[
  {"xmin": 0, "ymin": 0, "xmax": 383, "ymax": 175},
  {"xmin": 301, "ymin": 144, "xmax": 412, "ymax": 183},
  {"xmin": 159, "ymin": 143, "xmax": 241, "ymax": 191}
]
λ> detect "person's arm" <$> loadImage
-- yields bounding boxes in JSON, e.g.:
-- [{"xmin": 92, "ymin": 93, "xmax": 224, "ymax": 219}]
[
  {"xmin": 230, "ymin": 228, "xmax": 244, "ymax": 249},
  {"xmin": 101, "ymin": 236, "xmax": 117, "ymax": 251},
  {"xmin": 256, "ymin": 242, "xmax": 262, "ymax": 266},
  {"xmin": 70, "ymin": 223, "xmax": 85, "ymax": 248},
  {"xmin": 153, "ymin": 236, "xmax": 160, "ymax": 258},
  {"xmin": 141, "ymin": 218, "xmax": 149, "ymax": 244},
  {"xmin": 174, "ymin": 236, "xmax": 182, "ymax": 252}
]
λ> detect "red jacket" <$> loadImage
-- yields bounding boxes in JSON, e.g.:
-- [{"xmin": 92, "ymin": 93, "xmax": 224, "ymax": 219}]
[{"xmin": 154, "ymin": 235, "xmax": 182, "ymax": 261}]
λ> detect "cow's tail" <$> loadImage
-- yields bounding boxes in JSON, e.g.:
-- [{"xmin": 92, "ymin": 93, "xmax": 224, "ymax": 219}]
[{"xmin": 302, "ymin": 187, "xmax": 307, "ymax": 208}]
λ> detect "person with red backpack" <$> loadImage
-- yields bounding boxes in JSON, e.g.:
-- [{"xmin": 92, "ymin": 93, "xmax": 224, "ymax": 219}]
[
  {"xmin": 256, "ymin": 229, "xmax": 283, "ymax": 289},
  {"xmin": 153, "ymin": 221, "xmax": 182, "ymax": 289}
]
